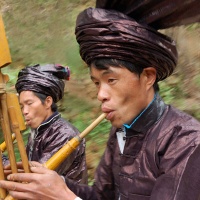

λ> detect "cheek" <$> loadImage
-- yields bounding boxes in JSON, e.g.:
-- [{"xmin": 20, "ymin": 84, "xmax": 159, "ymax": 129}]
[
  {"xmin": 31, "ymin": 104, "xmax": 46, "ymax": 119},
  {"xmin": 116, "ymin": 84, "xmax": 145, "ymax": 112},
  {"xmin": 117, "ymin": 82, "xmax": 141, "ymax": 102}
]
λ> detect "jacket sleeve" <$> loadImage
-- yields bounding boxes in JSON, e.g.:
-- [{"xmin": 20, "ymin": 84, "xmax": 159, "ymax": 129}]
[
  {"xmin": 65, "ymin": 127, "xmax": 116, "ymax": 200},
  {"xmin": 65, "ymin": 178, "xmax": 98, "ymax": 200},
  {"xmin": 175, "ymin": 144, "xmax": 200, "ymax": 200},
  {"xmin": 150, "ymin": 126, "xmax": 200, "ymax": 200},
  {"xmin": 64, "ymin": 146, "xmax": 115, "ymax": 200},
  {"xmin": 37, "ymin": 120, "xmax": 87, "ymax": 184}
]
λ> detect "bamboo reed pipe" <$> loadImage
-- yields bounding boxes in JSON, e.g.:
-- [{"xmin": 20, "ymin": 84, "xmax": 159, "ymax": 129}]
[
  {"xmin": 6, "ymin": 93, "xmax": 26, "ymax": 132},
  {"xmin": 0, "ymin": 134, "xmax": 16, "ymax": 153},
  {"xmin": 7, "ymin": 107, "xmax": 30, "ymax": 173},
  {"xmin": 0, "ymin": 93, "xmax": 17, "ymax": 174},
  {"xmin": 4, "ymin": 113, "xmax": 106, "ymax": 200},
  {"xmin": 0, "ymin": 14, "xmax": 12, "ymax": 68},
  {"xmin": 44, "ymin": 113, "xmax": 107, "ymax": 170},
  {"xmin": 4, "ymin": 194, "xmax": 16, "ymax": 200},
  {"xmin": 78, "ymin": 113, "xmax": 107, "ymax": 139},
  {"xmin": 0, "ymin": 150, "xmax": 7, "ymax": 199},
  {"xmin": 0, "ymin": 14, "xmax": 17, "ymax": 200}
]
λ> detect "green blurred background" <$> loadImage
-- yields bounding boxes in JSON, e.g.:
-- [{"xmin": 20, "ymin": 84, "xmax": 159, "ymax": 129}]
[{"xmin": 0, "ymin": 0, "xmax": 200, "ymax": 184}]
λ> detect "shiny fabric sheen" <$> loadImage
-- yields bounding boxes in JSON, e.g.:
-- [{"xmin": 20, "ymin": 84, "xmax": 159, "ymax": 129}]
[
  {"xmin": 26, "ymin": 113, "xmax": 88, "ymax": 184},
  {"xmin": 96, "ymin": 0, "xmax": 200, "ymax": 29},
  {"xmin": 15, "ymin": 64, "xmax": 69, "ymax": 103},
  {"xmin": 66, "ymin": 95, "xmax": 200, "ymax": 199},
  {"xmin": 75, "ymin": 8, "xmax": 178, "ymax": 81}
]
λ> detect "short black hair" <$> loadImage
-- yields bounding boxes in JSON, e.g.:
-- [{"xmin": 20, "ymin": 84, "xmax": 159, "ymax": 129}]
[{"xmin": 33, "ymin": 92, "xmax": 58, "ymax": 112}]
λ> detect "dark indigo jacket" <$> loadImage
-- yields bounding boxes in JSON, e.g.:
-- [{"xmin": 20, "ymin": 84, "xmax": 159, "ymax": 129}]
[
  {"xmin": 3, "ymin": 112, "xmax": 88, "ymax": 184},
  {"xmin": 66, "ymin": 95, "xmax": 200, "ymax": 199}
]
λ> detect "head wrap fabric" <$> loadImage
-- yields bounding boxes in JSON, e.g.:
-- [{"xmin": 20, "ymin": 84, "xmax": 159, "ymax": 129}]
[
  {"xmin": 75, "ymin": 8, "xmax": 177, "ymax": 81},
  {"xmin": 75, "ymin": 0, "xmax": 200, "ymax": 81},
  {"xmin": 15, "ymin": 64, "xmax": 70, "ymax": 103},
  {"xmin": 96, "ymin": 0, "xmax": 200, "ymax": 29}
]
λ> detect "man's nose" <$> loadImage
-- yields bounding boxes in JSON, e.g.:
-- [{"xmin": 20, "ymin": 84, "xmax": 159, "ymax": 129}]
[
  {"xmin": 97, "ymin": 85, "xmax": 109, "ymax": 102},
  {"xmin": 22, "ymin": 106, "xmax": 28, "ymax": 115}
]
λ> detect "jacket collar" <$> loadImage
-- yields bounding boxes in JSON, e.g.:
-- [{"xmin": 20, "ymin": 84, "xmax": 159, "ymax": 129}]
[
  {"xmin": 36, "ymin": 111, "xmax": 61, "ymax": 132},
  {"xmin": 123, "ymin": 93, "xmax": 166, "ymax": 137}
]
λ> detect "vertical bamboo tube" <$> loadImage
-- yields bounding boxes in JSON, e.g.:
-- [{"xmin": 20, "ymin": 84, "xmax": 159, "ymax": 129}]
[
  {"xmin": 6, "ymin": 93, "xmax": 29, "ymax": 173},
  {"xmin": 7, "ymin": 106, "xmax": 30, "ymax": 173},
  {"xmin": 0, "ymin": 14, "xmax": 17, "ymax": 200},
  {"xmin": 0, "ymin": 14, "xmax": 12, "ymax": 68},
  {"xmin": 6, "ymin": 93, "xmax": 26, "ymax": 132},
  {"xmin": 4, "ymin": 113, "xmax": 106, "ymax": 200},
  {"xmin": 0, "ymin": 150, "xmax": 7, "ymax": 199},
  {"xmin": 0, "ymin": 93, "xmax": 17, "ymax": 174}
]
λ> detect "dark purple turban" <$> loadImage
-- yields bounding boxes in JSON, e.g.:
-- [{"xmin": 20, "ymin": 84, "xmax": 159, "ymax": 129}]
[
  {"xmin": 15, "ymin": 64, "xmax": 70, "ymax": 103},
  {"xmin": 75, "ymin": 0, "xmax": 200, "ymax": 81}
]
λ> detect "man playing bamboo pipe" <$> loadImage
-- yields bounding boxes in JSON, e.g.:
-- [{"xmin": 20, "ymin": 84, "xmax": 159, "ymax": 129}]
[
  {"xmin": 2, "ymin": 63, "xmax": 87, "ymax": 184},
  {"xmin": 1, "ymin": 0, "xmax": 200, "ymax": 199}
]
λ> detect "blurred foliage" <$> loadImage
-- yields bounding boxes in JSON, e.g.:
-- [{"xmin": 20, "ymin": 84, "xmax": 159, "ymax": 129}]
[{"xmin": 0, "ymin": 0, "xmax": 199, "ymax": 184}]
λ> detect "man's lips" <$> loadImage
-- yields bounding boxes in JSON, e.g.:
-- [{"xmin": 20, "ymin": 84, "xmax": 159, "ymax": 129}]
[
  {"xmin": 25, "ymin": 119, "xmax": 31, "ymax": 125},
  {"xmin": 101, "ymin": 107, "xmax": 114, "ymax": 120}
]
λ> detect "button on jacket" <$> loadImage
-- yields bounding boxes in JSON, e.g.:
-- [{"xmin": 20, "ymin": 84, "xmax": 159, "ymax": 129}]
[{"xmin": 66, "ymin": 95, "xmax": 200, "ymax": 199}]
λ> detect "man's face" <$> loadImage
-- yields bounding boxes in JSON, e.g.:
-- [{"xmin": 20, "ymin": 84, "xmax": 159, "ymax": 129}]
[
  {"xmin": 19, "ymin": 91, "xmax": 51, "ymax": 129},
  {"xmin": 90, "ymin": 64, "xmax": 155, "ymax": 128}
]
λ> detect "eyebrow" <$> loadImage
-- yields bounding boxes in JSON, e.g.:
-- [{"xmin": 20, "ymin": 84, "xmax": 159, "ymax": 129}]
[
  {"xmin": 90, "ymin": 69, "xmax": 115, "ymax": 80},
  {"xmin": 20, "ymin": 99, "xmax": 33, "ymax": 104}
]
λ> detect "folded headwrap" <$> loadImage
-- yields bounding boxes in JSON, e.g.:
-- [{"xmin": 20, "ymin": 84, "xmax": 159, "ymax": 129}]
[
  {"xmin": 96, "ymin": 0, "xmax": 200, "ymax": 29},
  {"xmin": 15, "ymin": 64, "xmax": 70, "ymax": 103},
  {"xmin": 75, "ymin": 0, "xmax": 200, "ymax": 81}
]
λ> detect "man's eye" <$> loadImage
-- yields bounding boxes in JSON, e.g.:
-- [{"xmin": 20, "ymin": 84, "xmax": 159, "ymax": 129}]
[
  {"xmin": 94, "ymin": 82, "xmax": 100, "ymax": 86},
  {"xmin": 108, "ymin": 79, "xmax": 115, "ymax": 83}
]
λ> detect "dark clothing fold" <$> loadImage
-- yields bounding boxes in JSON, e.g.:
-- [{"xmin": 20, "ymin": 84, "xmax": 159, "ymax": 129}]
[
  {"xmin": 75, "ymin": 0, "xmax": 200, "ymax": 81},
  {"xmin": 3, "ymin": 112, "xmax": 88, "ymax": 184},
  {"xmin": 26, "ymin": 112, "xmax": 88, "ymax": 184},
  {"xmin": 66, "ymin": 95, "xmax": 200, "ymax": 199},
  {"xmin": 96, "ymin": 0, "xmax": 200, "ymax": 29},
  {"xmin": 15, "ymin": 64, "xmax": 70, "ymax": 103},
  {"xmin": 75, "ymin": 8, "xmax": 177, "ymax": 81}
]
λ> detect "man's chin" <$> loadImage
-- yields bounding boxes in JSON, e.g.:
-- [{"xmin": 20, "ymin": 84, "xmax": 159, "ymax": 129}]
[{"xmin": 111, "ymin": 120, "xmax": 123, "ymax": 128}]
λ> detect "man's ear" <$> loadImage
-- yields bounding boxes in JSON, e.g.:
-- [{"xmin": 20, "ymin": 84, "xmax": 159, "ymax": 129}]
[
  {"xmin": 141, "ymin": 67, "xmax": 157, "ymax": 90},
  {"xmin": 45, "ymin": 96, "xmax": 53, "ymax": 108}
]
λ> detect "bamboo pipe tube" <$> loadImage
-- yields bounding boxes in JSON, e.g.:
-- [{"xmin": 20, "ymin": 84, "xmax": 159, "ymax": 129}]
[
  {"xmin": 4, "ymin": 113, "xmax": 106, "ymax": 200},
  {"xmin": 0, "ymin": 93, "xmax": 17, "ymax": 174},
  {"xmin": 7, "ymin": 106, "xmax": 30, "ymax": 173},
  {"xmin": 0, "ymin": 93, "xmax": 26, "ymax": 152},
  {"xmin": 4, "ymin": 194, "xmax": 15, "ymax": 200},
  {"xmin": 44, "ymin": 113, "xmax": 107, "ymax": 170},
  {"xmin": 0, "ymin": 71, "xmax": 17, "ymax": 174},
  {"xmin": 0, "ymin": 14, "xmax": 12, "ymax": 68},
  {"xmin": 0, "ymin": 150, "xmax": 7, "ymax": 199},
  {"xmin": 0, "ymin": 134, "xmax": 16, "ymax": 153},
  {"xmin": 6, "ymin": 93, "xmax": 26, "ymax": 132},
  {"xmin": 0, "ymin": 14, "xmax": 17, "ymax": 200},
  {"xmin": 6, "ymin": 93, "xmax": 29, "ymax": 173}
]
